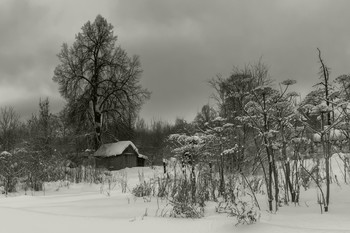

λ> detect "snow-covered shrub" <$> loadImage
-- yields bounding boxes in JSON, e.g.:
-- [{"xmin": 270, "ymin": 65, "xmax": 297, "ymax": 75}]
[
  {"xmin": 156, "ymin": 176, "xmax": 170, "ymax": 198},
  {"xmin": 195, "ymin": 164, "xmax": 219, "ymax": 202},
  {"xmin": 229, "ymin": 200, "xmax": 260, "ymax": 226},
  {"xmin": 99, "ymin": 171, "xmax": 118, "ymax": 196},
  {"xmin": 114, "ymin": 170, "xmax": 128, "ymax": 193},
  {"xmin": 216, "ymin": 179, "xmax": 260, "ymax": 226},
  {"xmin": 132, "ymin": 181, "xmax": 152, "ymax": 197},
  {"xmin": 168, "ymin": 179, "xmax": 204, "ymax": 218},
  {"xmin": 217, "ymin": 196, "xmax": 260, "ymax": 226},
  {"xmin": 87, "ymin": 167, "xmax": 106, "ymax": 184},
  {"xmin": 169, "ymin": 200, "xmax": 203, "ymax": 218},
  {"xmin": 65, "ymin": 166, "xmax": 103, "ymax": 184},
  {"xmin": 0, "ymin": 151, "xmax": 22, "ymax": 194}
]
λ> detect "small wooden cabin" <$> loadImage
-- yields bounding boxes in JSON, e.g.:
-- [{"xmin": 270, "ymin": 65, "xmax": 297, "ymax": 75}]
[{"xmin": 94, "ymin": 141, "xmax": 147, "ymax": 171}]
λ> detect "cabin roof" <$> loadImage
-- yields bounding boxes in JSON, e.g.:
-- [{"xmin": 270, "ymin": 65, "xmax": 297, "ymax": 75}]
[{"xmin": 94, "ymin": 141, "xmax": 139, "ymax": 157}]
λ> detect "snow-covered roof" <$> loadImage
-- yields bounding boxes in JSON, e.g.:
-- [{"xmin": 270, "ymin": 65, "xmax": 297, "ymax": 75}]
[
  {"xmin": 94, "ymin": 141, "xmax": 139, "ymax": 157},
  {"xmin": 138, "ymin": 154, "xmax": 148, "ymax": 159}
]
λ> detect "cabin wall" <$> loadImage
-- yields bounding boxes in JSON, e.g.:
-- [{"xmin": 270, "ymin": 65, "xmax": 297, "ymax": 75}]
[
  {"xmin": 95, "ymin": 155, "xmax": 140, "ymax": 171},
  {"xmin": 110, "ymin": 156, "xmax": 127, "ymax": 170},
  {"xmin": 137, "ymin": 157, "xmax": 145, "ymax": 167}
]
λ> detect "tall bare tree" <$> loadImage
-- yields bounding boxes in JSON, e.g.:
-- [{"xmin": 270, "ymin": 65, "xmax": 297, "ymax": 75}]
[{"xmin": 53, "ymin": 15, "xmax": 150, "ymax": 149}]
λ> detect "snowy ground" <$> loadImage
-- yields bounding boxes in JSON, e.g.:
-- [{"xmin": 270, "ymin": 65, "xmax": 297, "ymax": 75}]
[{"xmin": 0, "ymin": 157, "xmax": 350, "ymax": 233}]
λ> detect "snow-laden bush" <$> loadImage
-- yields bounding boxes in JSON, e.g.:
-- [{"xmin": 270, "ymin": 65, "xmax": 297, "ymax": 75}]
[
  {"xmin": 228, "ymin": 200, "xmax": 260, "ymax": 225},
  {"xmin": 0, "ymin": 151, "xmax": 22, "ymax": 194},
  {"xmin": 168, "ymin": 179, "xmax": 204, "ymax": 218},
  {"xmin": 99, "ymin": 171, "xmax": 119, "ymax": 196},
  {"xmin": 156, "ymin": 176, "xmax": 170, "ymax": 198},
  {"xmin": 216, "ymin": 177, "xmax": 260, "ymax": 226},
  {"xmin": 217, "ymin": 196, "xmax": 260, "ymax": 226},
  {"xmin": 132, "ymin": 181, "xmax": 152, "ymax": 197}
]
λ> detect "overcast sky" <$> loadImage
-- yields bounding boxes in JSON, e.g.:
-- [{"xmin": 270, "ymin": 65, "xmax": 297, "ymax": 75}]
[{"xmin": 1, "ymin": 0, "xmax": 350, "ymax": 123}]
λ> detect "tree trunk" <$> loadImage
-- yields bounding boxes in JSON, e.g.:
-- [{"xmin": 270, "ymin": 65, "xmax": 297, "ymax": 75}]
[
  {"xmin": 94, "ymin": 110, "xmax": 102, "ymax": 150},
  {"xmin": 191, "ymin": 163, "xmax": 196, "ymax": 202},
  {"xmin": 281, "ymin": 135, "xmax": 294, "ymax": 203},
  {"xmin": 219, "ymin": 163, "xmax": 225, "ymax": 197},
  {"xmin": 318, "ymin": 48, "xmax": 331, "ymax": 212},
  {"xmin": 265, "ymin": 141, "xmax": 274, "ymax": 211},
  {"xmin": 285, "ymin": 160, "xmax": 294, "ymax": 202},
  {"xmin": 268, "ymin": 153, "xmax": 273, "ymax": 212},
  {"xmin": 256, "ymin": 146, "xmax": 269, "ymax": 208},
  {"xmin": 219, "ymin": 141, "xmax": 225, "ymax": 197},
  {"xmin": 293, "ymin": 155, "xmax": 299, "ymax": 204},
  {"xmin": 325, "ymin": 141, "xmax": 330, "ymax": 212},
  {"xmin": 345, "ymin": 158, "xmax": 348, "ymax": 184},
  {"xmin": 272, "ymin": 151, "xmax": 279, "ymax": 211}
]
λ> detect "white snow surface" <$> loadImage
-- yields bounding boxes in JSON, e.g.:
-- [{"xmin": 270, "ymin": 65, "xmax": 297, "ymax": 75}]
[{"xmin": 1, "ymin": 159, "xmax": 350, "ymax": 233}]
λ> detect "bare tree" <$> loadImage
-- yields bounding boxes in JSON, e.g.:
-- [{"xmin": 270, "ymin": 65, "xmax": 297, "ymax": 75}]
[
  {"xmin": 53, "ymin": 15, "xmax": 150, "ymax": 149},
  {"xmin": 318, "ymin": 48, "xmax": 331, "ymax": 212}
]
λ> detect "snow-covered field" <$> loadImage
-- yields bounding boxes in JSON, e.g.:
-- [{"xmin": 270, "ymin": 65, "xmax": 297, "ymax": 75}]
[{"xmin": 0, "ymin": 158, "xmax": 350, "ymax": 233}]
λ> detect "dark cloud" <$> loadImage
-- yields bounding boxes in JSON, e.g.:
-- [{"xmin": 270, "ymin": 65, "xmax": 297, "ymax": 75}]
[
  {"xmin": 0, "ymin": 1, "xmax": 57, "ymax": 91},
  {"xmin": 1, "ymin": 0, "xmax": 350, "ymax": 123},
  {"xmin": 0, "ymin": 0, "xmax": 65, "ymax": 117}
]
